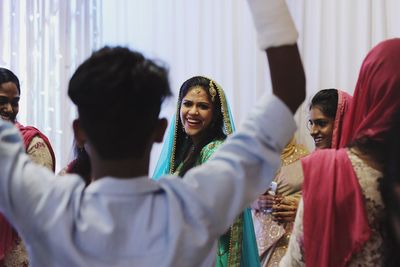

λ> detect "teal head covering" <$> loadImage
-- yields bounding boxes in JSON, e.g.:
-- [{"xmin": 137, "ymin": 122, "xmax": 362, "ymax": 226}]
[
  {"xmin": 152, "ymin": 76, "xmax": 235, "ymax": 178},
  {"xmin": 152, "ymin": 76, "xmax": 260, "ymax": 267}
]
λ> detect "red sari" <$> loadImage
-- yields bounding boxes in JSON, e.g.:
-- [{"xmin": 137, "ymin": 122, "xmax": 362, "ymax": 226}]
[{"xmin": 302, "ymin": 38, "xmax": 400, "ymax": 267}]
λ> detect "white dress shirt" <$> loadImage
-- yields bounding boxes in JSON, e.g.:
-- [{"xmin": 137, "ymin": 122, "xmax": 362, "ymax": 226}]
[{"xmin": 0, "ymin": 94, "xmax": 296, "ymax": 267}]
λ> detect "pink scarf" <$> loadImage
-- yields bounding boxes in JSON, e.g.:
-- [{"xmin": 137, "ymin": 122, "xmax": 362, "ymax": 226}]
[
  {"xmin": 302, "ymin": 38, "xmax": 400, "ymax": 267},
  {"xmin": 331, "ymin": 90, "xmax": 352, "ymax": 149}
]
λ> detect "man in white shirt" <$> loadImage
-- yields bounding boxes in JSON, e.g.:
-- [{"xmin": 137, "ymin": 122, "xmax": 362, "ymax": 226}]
[{"xmin": 0, "ymin": 0, "xmax": 305, "ymax": 266}]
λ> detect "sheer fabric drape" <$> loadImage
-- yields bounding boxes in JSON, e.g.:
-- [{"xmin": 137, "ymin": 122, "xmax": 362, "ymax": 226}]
[
  {"xmin": 2, "ymin": 0, "xmax": 400, "ymax": 172},
  {"xmin": 0, "ymin": 0, "xmax": 100, "ymax": 171}
]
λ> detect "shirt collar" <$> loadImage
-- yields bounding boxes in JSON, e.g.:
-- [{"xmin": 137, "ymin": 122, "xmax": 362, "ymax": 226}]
[{"xmin": 84, "ymin": 176, "xmax": 161, "ymax": 195}]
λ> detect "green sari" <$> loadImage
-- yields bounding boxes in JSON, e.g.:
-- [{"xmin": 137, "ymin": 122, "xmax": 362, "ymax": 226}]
[{"xmin": 153, "ymin": 76, "xmax": 260, "ymax": 267}]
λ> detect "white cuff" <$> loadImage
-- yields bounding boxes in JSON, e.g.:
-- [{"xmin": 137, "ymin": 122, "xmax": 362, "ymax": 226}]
[{"xmin": 247, "ymin": 0, "xmax": 298, "ymax": 49}]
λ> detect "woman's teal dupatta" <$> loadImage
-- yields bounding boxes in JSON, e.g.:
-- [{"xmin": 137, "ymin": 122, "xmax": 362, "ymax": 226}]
[
  {"xmin": 241, "ymin": 208, "xmax": 260, "ymax": 267},
  {"xmin": 152, "ymin": 77, "xmax": 260, "ymax": 267},
  {"xmin": 152, "ymin": 113, "xmax": 176, "ymax": 180}
]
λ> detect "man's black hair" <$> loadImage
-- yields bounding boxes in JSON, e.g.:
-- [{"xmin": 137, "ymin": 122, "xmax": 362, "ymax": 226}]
[{"xmin": 68, "ymin": 46, "xmax": 172, "ymax": 159}]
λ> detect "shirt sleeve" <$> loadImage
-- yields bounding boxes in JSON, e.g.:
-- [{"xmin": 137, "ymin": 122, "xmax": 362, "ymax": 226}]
[
  {"xmin": 160, "ymin": 94, "xmax": 297, "ymax": 237},
  {"xmin": 0, "ymin": 121, "xmax": 82, "ymax": 237},
  {"xmin": 26, "ymin": 136, "xmax": 54, "ymax": 171},
  {"xmin": 0, "ymin": 122, "xmax": 26, "ymax": 214}
]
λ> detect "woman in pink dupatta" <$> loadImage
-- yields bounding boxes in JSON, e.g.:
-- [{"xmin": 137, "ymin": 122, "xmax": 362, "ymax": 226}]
[
  {"xmin": 308, "ymin": 88, "xmax": 352, "ymax": 150},
  {"xmin": 281, "ymin": 39, "xmax": 400, "ymax": 267},
  {"xmin": 252, "ymin": 89, "xmax": 351, "ymax": 267}
]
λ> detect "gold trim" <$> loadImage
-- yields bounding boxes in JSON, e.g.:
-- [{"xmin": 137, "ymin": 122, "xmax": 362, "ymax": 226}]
[
  {"xmin": 227, "ymin": 214, "xmax": 243, "ymax": 266},
  {"xmin": 213, "ymin": 80, "xmax": 233, "ymax": 135},
  {"xmin": 169, "ymin": 102, "xmax": 181, "ymax": 173},
  {"xmin": 209, "ymin": 80, "xmax": 217, "ymax": 101}
]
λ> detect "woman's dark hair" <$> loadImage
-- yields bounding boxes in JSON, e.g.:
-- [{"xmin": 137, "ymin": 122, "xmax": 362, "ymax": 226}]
[
  {"xmin": 174, "ymin": 76, "xmax": 226, "ymax": 176},
  {"xmin": 0, "ymin": 68, "xmax": 21, "ymax": 94},
  {"xmin": 380, "ymin": 108, "xmax": 400, "ymax": 266},
  {"xmin": 309, "ymin": 89, "xmax": 338, "ymax": 118}
]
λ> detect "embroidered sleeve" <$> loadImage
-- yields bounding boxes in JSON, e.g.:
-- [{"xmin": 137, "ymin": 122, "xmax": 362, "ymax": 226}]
[
  {"xmin": 26, "ymin": 136, "xmax": 54, "ymax": 171},
  {"xmin": 3, "ymin": 240, "xmax": 29, "ymax": 267},
  {"xmin": 198, "ymin": 140, "xmax": 224, "ymax": 164}
]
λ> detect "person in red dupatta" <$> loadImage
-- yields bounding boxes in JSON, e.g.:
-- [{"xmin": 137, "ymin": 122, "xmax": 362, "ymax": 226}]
[
  {"xmin": 0, "ymin": 68, "xmax": 55, "ymax": 171},
  {"xmin": 0, "ymin": 68, "xmax": 55, "ymax": 267},
  {"xmin": 308, "ymin": 88, "xmax": 352, "ymax": 150},
  {"xmin": 281, "ymin": 39, "xmax": 400, "ymax": 267}
]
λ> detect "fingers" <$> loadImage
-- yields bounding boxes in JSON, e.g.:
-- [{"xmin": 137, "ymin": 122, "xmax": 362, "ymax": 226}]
[
  {"xmin": 272, "ymin": 203, "xmax": 297, "ymax": 212},
  {"xmin": 270, "ymin": 196, "xmax": 299, "ymax": 223},
  {"xmin": 279, "ymin": 196, "xmax": 299, "ymax": 206},
  {"xmin": 258, "ymin": 199, "xmax": 273, "ymax": 209},
  {"xmin": 271, "ymin": 211, "xmax": 296, "ymax": 223},
  {"xmin": 258, "ymin": 194, "xmax": 275, "ymax": 209},
  {"xmin": 259, "ymin": 194, "xmax": 275, "ymax": 201},
  {"xmin": 272, "ymin": 196, "xmax": 299, "ymax": 209}
]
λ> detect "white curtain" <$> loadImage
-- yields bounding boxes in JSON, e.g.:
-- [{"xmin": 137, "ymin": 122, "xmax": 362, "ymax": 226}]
[
  {"xmin": 99, "ymin": 0, "xmax": 270, "ymax": 173},
  {"xmin": 0, "ymin": 0, "xmax": 100, "ymax": 171},
  {"xmin": 2, "ymin": 1, "xmax": 399, "ymax": 173},
  {"xmin": 99, "ymin": 0, "xmax": 400, "ymax": 173}
]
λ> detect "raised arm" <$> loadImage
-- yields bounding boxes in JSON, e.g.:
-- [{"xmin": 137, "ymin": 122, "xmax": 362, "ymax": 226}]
[
  {"xmin": 172, "ymin": 0, "xmax": 305, "ymax": 238},
  {"xmin": 267, "ymin": 45, "xmax": 305, "ymax": 114},
  {"xmin": 247, "ymin": 0, "xmax": 306, "ymax": 113}
]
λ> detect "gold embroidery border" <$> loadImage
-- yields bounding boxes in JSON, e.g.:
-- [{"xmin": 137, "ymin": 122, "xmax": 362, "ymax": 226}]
[{"xmin": 227, "ymin": 213, "xmax": 244, "ymax": 266}]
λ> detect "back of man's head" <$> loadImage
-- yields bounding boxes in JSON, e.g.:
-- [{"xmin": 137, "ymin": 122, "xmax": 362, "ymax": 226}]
[{"xmin": 68, "ymin": 47, "xmax": 171, "ymax": 159}]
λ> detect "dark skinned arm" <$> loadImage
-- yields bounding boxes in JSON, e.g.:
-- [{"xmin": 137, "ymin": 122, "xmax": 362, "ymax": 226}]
[{"xmin": 266, "ymin": 44, "xmax": 305, "ymax": 114}]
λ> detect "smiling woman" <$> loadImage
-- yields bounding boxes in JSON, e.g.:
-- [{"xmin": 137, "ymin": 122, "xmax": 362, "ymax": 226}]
[
  {"xmin": 0, "ymin": 68, "xmax": 56, "ymax": 171},
  {"xmin": 0, "ymin": 72, "xmax": 20, "ymax": 123},
  {"xmin": 0, "ymin": 84, "xmax": 20, "ymax": 123},
  {"xmin": 153, "ymin": 76, "xmax": 260, "ymax": 267},
  {"xmin": 0, "ymin": 68, "xmax": 56, "ymax": 267},
  {"xmin": 168, "ymin": 76, "xmax": 228, "ymax": 177},
  {"xmin": 180, "ymin": 85, "xmax": 214, "ymax": 145},
  {"xmin": 308, "ymin": 89, "xmax": 352, "ymax": 149}
]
